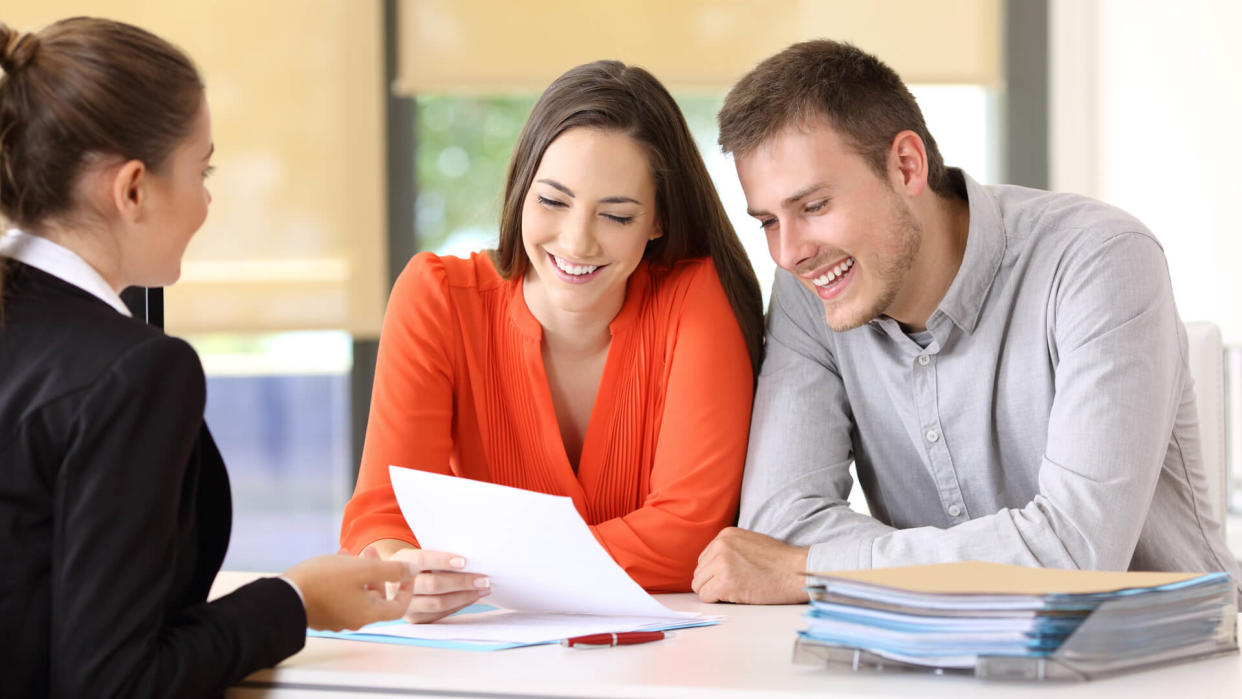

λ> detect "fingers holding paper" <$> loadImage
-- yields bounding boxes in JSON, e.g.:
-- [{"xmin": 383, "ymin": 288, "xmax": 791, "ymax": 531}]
[
  {"xmin": 381, "ymin": 546, "xmax": 492, "ymax": 623},
  {"xmin": 692, "ymin": 527, "xmax": 811, "ymax": 605}
]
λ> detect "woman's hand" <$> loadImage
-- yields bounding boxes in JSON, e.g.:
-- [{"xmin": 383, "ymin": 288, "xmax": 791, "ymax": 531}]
[
  {"xmin": 361, "ymin": 540, "xmax": 491, "ymax": 624},
  {"xmin": 282, "ymin": 554, "xmax": 414, "ymax": 631}
]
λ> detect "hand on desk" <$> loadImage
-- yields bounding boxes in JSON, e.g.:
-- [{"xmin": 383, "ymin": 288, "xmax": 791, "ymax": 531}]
[
  {"xmin": 361, "ymin": 539, "xmax": 492, "ymax": 623},
  {"xmin": 692, "ymin": 527, "xmax": 810, "ymax": 605},
  {"xmin": 283, "ymin": 554, "xmax": 415, "ymax": 631}
]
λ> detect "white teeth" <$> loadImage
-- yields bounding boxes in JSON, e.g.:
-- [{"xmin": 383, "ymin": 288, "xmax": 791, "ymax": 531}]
[
  {"xmin": 812, "ymin": 257, "xmax": 855, "ymax": 287},
  {"xmin": 552, "ymin": 254, "xmax": 600, "ymax": 276}
]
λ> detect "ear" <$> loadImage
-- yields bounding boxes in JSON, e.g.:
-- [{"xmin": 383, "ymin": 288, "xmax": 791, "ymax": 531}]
[
  {"xmin": 109, "ymin": 159, "xmax": 149, "ymax": 224},
  {"xmin": 648, "ymin": 219, "xmax": 664, "ymax": 241},
  {"xmin": 889, "ymin": 130, "xmax": 928, "ymax": 197}
]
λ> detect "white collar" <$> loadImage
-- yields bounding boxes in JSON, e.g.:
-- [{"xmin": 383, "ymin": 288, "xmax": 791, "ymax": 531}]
[{"xmin": 0, "ymin": 228, "xmax": 132, "ymax": 317}]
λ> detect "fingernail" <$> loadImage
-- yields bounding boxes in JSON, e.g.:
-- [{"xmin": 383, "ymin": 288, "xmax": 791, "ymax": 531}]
[
  {"xmin": 474, "ymin": 577, "xmax": 491, "ymax": 588},
  {"xmin": 450, "ymin": 557, "xmax": 466, "ymax": 569}
]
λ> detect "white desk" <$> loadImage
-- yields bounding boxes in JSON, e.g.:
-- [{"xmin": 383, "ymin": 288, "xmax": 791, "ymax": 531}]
[{"xmin": 213, "ymin": 572, "xmax": 1242, "ymax": 698}]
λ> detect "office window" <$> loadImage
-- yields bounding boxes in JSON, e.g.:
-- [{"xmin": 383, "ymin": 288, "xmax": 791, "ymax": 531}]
[
  {"xmin": 188, "ymin": 332, "xmax": 353, "ymax": 570},
  {"xmin": 416, "ymin": 96, "xmax": 535, "ymax": 256}
]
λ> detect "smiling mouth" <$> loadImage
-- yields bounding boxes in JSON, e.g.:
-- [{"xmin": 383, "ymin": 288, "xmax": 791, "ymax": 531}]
[
  {"xmin": 550, "ymin": 253, "xmax": 600, "ymax": 276},
  {"xmin": 547, "ymin": 252, "xmax": 606, "ymax": 282},
  {"xmin": 810, "ymin": 257, "xmax": 855, "ymax": 288}
]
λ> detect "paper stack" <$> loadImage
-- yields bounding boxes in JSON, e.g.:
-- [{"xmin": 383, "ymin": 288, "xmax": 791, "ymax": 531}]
[{"xmin": 795, "ymin": 562, "xmax": 1237, "ymax": 680}]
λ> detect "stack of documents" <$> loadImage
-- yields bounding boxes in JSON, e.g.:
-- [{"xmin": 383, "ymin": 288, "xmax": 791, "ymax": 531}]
[
  {"xmin": 795, "ymin": 562, "xmax": 1237, "ymax": 680},
  {"xmin": 312, "ymin": 467, "xmax": 719, "ymax": 650}
]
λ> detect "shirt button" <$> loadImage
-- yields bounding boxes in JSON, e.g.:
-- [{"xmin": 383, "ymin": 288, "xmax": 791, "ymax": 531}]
[
  {"xmin": 925, "ymin": 429, "xmax": 940, "ymax": 443},
  {"xmin": 917, "ymin": 354, "xmax": 930, "ymax": 366},
  {"xmin": 948, "ymin": 504, "xmax": 963, "ymax": 517}
]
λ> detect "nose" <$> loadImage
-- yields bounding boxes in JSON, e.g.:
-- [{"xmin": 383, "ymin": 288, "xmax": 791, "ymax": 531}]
[
  {"xmin": 558, "ymin": 210, "xmax": 601, "ymax": 259},
  {"xmin": 771, "ymin": 218, "xmax": 817, "ymax": 272}
]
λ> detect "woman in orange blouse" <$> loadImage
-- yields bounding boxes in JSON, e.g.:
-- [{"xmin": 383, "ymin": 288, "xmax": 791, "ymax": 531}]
[{"xmin": 340, "ymin": 60, "xmax": 764, "ymax": 622}]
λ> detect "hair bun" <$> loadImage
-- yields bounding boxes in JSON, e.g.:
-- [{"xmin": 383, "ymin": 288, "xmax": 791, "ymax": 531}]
[{"xmin": 0, "ymin": 24, "xmax": 39, "ymax": 75}]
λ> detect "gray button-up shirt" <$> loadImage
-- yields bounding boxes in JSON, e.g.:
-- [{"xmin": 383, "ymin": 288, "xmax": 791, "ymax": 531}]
[{"xmin": 740, "ymin": 170, "xmax": 1241, "ymax": 596}]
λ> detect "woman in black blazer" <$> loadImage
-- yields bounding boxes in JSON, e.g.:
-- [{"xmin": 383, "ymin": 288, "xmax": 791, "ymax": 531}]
[{"xmin": 0, "ymin": 18, "xmax": 414, "ymax": 698}]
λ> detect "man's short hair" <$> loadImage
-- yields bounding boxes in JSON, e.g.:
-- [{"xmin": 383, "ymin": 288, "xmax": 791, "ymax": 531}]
[{"xmin": 718, "ymin": 39, "xmax": 953, "ymax": 197}]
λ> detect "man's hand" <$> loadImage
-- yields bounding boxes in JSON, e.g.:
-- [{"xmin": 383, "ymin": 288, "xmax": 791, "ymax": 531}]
[{"xmin": 692, "ymin": 527, "xmax": 810, "ymax": 604}]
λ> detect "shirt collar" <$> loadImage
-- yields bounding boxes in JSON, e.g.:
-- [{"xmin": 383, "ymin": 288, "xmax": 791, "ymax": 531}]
[
  {"xmin": 927, "ymin": 169, "xmax": 1006, "ymax": 335},
  {"xmin": 0, "ymin": 228, "xmax": 133, "ymax": 317}
]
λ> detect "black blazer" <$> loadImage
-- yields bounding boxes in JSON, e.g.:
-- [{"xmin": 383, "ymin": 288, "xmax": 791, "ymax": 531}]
[{"xmin": 0, "ymin": 261, "xmax": 305, "ymax": 698}]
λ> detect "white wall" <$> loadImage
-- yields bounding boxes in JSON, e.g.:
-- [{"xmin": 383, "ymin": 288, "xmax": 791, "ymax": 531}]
[{"xmin": 1051, "ymin": 0, "xmax": 1242, "ymax": 342}]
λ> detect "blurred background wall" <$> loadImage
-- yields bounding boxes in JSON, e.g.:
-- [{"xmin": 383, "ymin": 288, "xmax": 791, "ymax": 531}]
[
  {"xmin": 4, "ymin": 0, "xmax": 1238, "ymax": 569},
  {"xmin": 5, "ymin": 0, "xmax": 386, "ymax": 567}
]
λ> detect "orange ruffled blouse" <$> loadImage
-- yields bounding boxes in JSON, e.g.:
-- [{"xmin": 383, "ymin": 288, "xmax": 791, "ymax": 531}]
[{"xmin": 340, "ymin": 251, "xmax": 753, "ymax": 591}]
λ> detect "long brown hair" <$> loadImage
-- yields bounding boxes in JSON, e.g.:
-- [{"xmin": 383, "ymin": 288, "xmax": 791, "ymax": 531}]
[
  {"xmin": 492, "ymin": 60, "xmax": 764, "ymax": 375},
  {"xmin": 0, "ymin": 17, "xmax": 203, "ymax": 321}
]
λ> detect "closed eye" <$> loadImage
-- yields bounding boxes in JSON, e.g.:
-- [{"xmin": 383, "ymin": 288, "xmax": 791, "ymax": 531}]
[
  {"xmin": 757, "ymin": 217, "xmax": 777, "ymax": 230},
  {"xmin": 203, "ymin": 165, "xmax": 216, "ymax": 179},
  {"xmin": 804, "ymin": 199, "xmax": 828, "ymax": 214},
  {"xmin": 537, "ymin": 194, "xmax": 568, "ymax": 208},
  {"xmin": 601, "ymin": 213, "xmax": 634, "ymax": 225}
]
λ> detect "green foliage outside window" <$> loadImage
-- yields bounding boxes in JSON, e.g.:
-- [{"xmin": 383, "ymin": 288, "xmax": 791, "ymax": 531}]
[{"xmin": 415, "ymin": 96, "xmax": 536, "ymax": 253}]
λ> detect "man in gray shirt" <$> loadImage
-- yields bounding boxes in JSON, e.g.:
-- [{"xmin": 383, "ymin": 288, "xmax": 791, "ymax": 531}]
[{"xmin": 691, "ymin": 40, "xmax": 1240, "ymax": 604}]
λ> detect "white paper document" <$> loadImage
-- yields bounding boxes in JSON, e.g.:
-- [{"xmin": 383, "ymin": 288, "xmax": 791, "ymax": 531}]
[{"xmin": 368, "ymin": 465, "xmax": 718, "ymax": 647}]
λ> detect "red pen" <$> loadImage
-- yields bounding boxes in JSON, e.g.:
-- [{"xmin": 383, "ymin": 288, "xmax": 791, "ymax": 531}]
[{"xmin": 561, "ymin": 631, "xmax": 666, "ymax": 648}]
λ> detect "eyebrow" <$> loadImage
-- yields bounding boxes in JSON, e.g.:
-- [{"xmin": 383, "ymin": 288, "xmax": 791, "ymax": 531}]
[
  {"xmin": 537, "ymin": 179, "xmax": 574, "ymax": 197},
  {"xmin": 204, "ymin": 143, "xmax": 215, "ymax": 160},
  {"xmin": 537, "ymin": 178, "xmax": 643, "ymax": 206},
  {"xmin": 782, "ymin": 183, "xmax": 828, "ymax": 207},
  {"xmin": 746, "ymin": 183, "xmax": 829, "ymax": 217}
]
